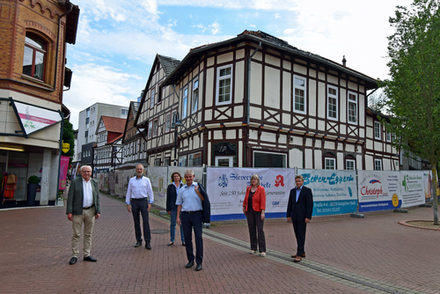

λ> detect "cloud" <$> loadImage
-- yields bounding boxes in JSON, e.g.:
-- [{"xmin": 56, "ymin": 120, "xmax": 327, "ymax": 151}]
[{"xmin": 64, "ymin": 64, "xmax": 142, "ymax": 127}]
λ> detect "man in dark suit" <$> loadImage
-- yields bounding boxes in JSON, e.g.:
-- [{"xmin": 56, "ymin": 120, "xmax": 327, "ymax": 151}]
[
  {"xmin": 66, "ymin": 165, "xmax": 100, "ymax": 265},
  {"xmin": 287, "ymin": 175, "xmax": 313, "ymax": 263}
]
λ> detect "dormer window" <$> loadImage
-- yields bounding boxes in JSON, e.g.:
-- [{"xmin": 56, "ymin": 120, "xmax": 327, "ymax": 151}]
[{"xmin": 23, "ymin": 33, "xmax": 47, "ymax": 81}]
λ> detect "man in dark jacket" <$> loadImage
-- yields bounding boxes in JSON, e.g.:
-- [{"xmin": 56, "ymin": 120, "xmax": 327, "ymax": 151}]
[
  {"xmin": 287, "ymin": 175, "xmax": 313, "ymax": 263},
  {"xmin": 66, "ymin": 165, "xmax": 100, "ymax": 265}
]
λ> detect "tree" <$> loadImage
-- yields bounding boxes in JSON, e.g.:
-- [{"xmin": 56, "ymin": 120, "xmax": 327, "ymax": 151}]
[
  {"xmin": 383, "ymin": 0, "xmax": 440, "ymax": 224},
  {"xmin": 62, "ymin": 119, "xmax": 75, "ymax": 159}
]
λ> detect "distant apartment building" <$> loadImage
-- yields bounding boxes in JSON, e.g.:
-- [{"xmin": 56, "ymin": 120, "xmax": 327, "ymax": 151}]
[{"xmin": 76, "ymin": 102, "xmax": 128, "ymax": 164}]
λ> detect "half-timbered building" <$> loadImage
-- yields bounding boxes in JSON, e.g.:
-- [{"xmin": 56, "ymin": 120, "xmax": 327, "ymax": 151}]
[
  {"xmin": 93, "ymin": 115, "xmax": 125, "ymax": 172},
  {"xmin": 139, "ymin": 30, "xmax": 400, "ymax": 170},
  {"xmin": 135, "ymin": 54, "xmax": 180, "ymax": 166},
  {"xmin": 119, "ymin": 101, "xmax": 144, "ymax": 169}
]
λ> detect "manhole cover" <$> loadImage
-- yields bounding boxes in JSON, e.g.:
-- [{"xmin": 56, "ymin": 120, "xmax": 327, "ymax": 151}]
[{"xmin": 151, "ymin": 229, "xmax": 169, "ymax": 234}]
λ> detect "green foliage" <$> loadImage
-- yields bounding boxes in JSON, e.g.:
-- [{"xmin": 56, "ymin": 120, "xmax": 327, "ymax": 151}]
[
  {"xmin": 62, "ymin": 119, "xmax": 75, "ymax": 158},
  {"xmin": 383, "ymin": 0, "xmax": 440, "ymax": 166},
  {"xmin": 28, "ymin": 175, "xmax": 40, "ymax": 184}
]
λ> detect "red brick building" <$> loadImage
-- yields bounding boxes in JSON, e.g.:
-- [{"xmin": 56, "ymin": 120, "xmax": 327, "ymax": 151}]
[{"xmin": 0, "ymin": 0, "xmax": 79, "ymax": 206}]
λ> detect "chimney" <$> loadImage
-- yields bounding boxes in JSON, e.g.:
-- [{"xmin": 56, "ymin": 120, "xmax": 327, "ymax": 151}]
[{"xmin": 342, "ymin": 55, "xmax": 347, "ymax": 67}]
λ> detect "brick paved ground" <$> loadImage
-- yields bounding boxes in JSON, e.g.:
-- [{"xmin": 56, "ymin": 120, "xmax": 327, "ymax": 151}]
[
  {"xmin": 0, "ymin": 194, "xmax": 438, "ymax": 293},
  {"xmin": 212, "ymin": 206, "xmax": 440, "ymax": 294}
]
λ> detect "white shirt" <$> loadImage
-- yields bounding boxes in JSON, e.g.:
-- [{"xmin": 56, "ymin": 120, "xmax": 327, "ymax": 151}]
[
  {"xmin": 126, "ymin": 176, "xmax": 154, "ymax": 205},
  {"xmin": 82, "ymin": 179, "xmax": 94, "ymax": 208}
]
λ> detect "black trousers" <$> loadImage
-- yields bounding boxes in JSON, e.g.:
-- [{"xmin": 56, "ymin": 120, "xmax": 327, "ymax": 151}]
[
  {"xmin": 292, "ymin": 219, "xmax": 307, "ymax": 255},
  {"xmin": 181, "ymin": 211, "xmax": 203, "ymax": 265},
  {"xmin": 245, "ymin": 210, "xmax": 266, "ymax": 252},
  {"xmin": 131, "ymin": 198, "xmax": 151, "ymax": 243}
]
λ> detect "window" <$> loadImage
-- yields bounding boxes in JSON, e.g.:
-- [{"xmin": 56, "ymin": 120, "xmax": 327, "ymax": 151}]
[
  {"xmin": 253, "ymin": 151, "xmax": 286, "ymax": 168},
  {"xmin": 152, "ymin": 119, "xmax": 159, "ymax": 137},
  {"xmin": 121, "ymin": 108, "xmax": 128, "ymax": 117},
  {"xmin": 346, "ymin": 159, "xmax": 355, "ymax": 170},
  {"xmin": 148, "ymin": 121, "xmax": 152, "ymax": 138},
  {"xmin": 192, "ymin": 78, "xmax": 199, "ymax": 114},
  {"xmin": 179, "ymin": 155, "xmax": 188, "ymax": 167},
  {"xmin": 182, "ymin": 87, "xmax": 188, "ymax": 119},
  {"xmin": 165, "ymin": 113, "xmax": 171, "ymax": 132},
  {"xmin": 374, "ymin": 159, "xmax": 382, "ymax": 170},
  {"xmin": 23, "ymin": 33, "xmax": 47, "ymax": 80},
  {"xmin": 327, "ymin": 85, "xmax": 338, "ymax": 120},
  {"xmin": 154, "ymin": 158, "xmax": 161, "ymax": 166},
  {"xmin": 293, "ymin": 76, "xmax": 306, "ymax": 113},
  {"xmin": 374, "ymin": 121, "xmax": 381, "ymax": 140},
  {"xmin": 386, "ymin": 129, "xmax": 392, "ymax": 142},
  {"xmin": 85, "ymin": 130, "xmax": 88, "ymax": 138},
  {"xmin": 85, "ymin": 117, "xmax": 89, "ymax": 125},
  {"xmin": 325, "ymin": 157, "xmax": 336, "ymax": 170},
  {"xmin": 188, "ymin": 152, "xmax": 202, "ymax": 166},
  {"xmin": 216, "ymin": 65, "xmax": 233, "ymax": 105},
  {"xmin": 150, "ymin": 89, "xmax": 155, "ymax": 108},
  {"xmin": 348, "ymin": 91, "xmax": 357, "ymax": 124}
]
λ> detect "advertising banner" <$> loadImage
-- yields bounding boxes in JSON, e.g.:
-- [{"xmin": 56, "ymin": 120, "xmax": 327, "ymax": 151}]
[
  {"xmin": 400, "ymin": 170, "xmax": 427, "ymax": 208},
  {"xmin": 298, "ymin": 169, "xmax": 357, "ymax": 216},
  {"xmin": 206, "ymin": 168, "xmax": 295, "ymax": 221},
  {"xmin": 358, "ymin": 171, "xmax": 400, "ymax": 212},
  {"xmin": 58, "ymin": 156, "xmax": 70, "ymax": 190},
  {"xmin": 147, "ymin": 166, "xmax": 168, "ymax": 209}
]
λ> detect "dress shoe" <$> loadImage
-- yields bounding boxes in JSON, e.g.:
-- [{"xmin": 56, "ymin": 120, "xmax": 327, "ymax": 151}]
[
  {"xmin": 167, "ymin": 241, "xmax": 174, "ymax": 246},
  {"xmin": 260, "ymin": 252, "xmax": 266, "ymax": 257},
  {"xmin": 83, "ymin": 256, "xmax": 97, "ymax": 262},
  {"xmin": 185, "ymin": 261, "xmax": 194, "ymax": 268},
  {"xmin": 249, "ymin": 250, "xmax": 256, "ymax": 254},
  {"xmin": 291, "ymin": 253, "xmax": 306, "ymax": 258},
  {"xmin": 293, "ymin": 256, "xmax": 302, "ymax": 263},
  {"xmin": 145, "ymin": 242, "xmax": 151, "ymax": 250},
  {"xmin": 195, "ymin": 264, "xmax": 202, "ymax": 271},
  {"xmin": 134, "ymin": 241, "xmax": 142, "ymax": 248},
  {"xmin": 69, "ymin": 256, "xmax": 77, "ymax": 265},
  {"xmin": 181, "ymin": 242, "xmax": 186, "ymax": 246}
]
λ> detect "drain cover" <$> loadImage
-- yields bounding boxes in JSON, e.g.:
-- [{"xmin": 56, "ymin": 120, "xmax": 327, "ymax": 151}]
[{"xmin": 151, "ymin": 229, "xmax": 169, "ymax": 234}]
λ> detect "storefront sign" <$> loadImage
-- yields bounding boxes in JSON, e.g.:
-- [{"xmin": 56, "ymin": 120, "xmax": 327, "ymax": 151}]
[
  {"xmin": 207, "ymin": 168, "xmax": 295, "ymax": 220},
  {"xmin": 298, "ymin": 169, "xmax": 358, "ymax": 216},
  {"xmin": 14, "ymin": 101, "xmax": 61, "ymax": 135},
  {"xmin": 62, "ymin": 142, "xmax": 70, "ymax": 153},
  {"xmin": 358, "ymin": 171, "xmax": 401, "ymax": 212}
]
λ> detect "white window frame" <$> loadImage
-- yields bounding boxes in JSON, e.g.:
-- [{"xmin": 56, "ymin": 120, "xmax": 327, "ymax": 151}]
[
  {"xmin": 374, "ymin": 159, "xmax": 382, "ymax": 170},
  {"xmin": 293, "ymin": 75, "xmax": 307, "ymax": 114},
  {"xmin": 327, "ymin": 85, "xmax": 338, "ymax": 120},
  {"xmin": 374, "ymin": 121, "xmax": 381, "ymax": 140},
  {"xmin": 346, "ymin": 159, "xmax": 355, "ymax": 170},
  {"xmin": 215, "ymin": 64, "xmax": 233, "ymax": 106},
  {"xmin": 182, "ymin": 87, "xmax": 188, "ymax": 119},
  {"xmin": 191, "ymin": 78, "xmax": 199, "ymax": 114},
  {"xmin": 386, "ymin": 129, "xmax": 392, "ymax": 142},
  {"xmin": 324, "ymin": 157, "xmax": 336, "ymax": 170},
  {"xmin": 347, "ymin": 91, "xmax": 358, "ymax": 124},
  {"xmin": 165, "ymin": 113, "xmax": 171, "ymax": 133}
]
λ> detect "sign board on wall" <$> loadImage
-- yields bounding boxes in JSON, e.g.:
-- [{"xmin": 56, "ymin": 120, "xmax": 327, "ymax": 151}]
[
  {"xmin": 298, "ymin": 169, "xmax": 358, "ymax": 216},
  {"xmin": 14, "ymin": 101, "xmax": 61, "ymax": 135},
  {"xmin": 358, "ymin": 171, "xmax": 401, "ymax": 212},
  {"xmin": 399, "ymin": 170, "xmax": 427, "ymax": 208},
  {"xmin": 207, "ymin": 168, "xmax": 295, "ymax": 221}
]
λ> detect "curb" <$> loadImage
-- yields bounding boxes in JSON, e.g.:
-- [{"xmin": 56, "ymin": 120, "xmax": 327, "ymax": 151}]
[{"xmin": 398, "ymin": 220, "xmax": 440, "ymax": 231}]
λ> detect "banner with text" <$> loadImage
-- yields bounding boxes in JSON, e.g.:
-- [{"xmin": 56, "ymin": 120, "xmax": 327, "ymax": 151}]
[
  {"xmin": 206, "ymin": 168, "xmax": 295, "ymax": 221},
  {"xmin": 298, "ymin": 169, "xmax": 357, "ymax": 216},
  {"xmin": 400, "ymin": 170, "xmax": 427, "ymax": 208},
  {"xmin": 358, "ymin": 171, "xmax": 401, "ymax": 212}
]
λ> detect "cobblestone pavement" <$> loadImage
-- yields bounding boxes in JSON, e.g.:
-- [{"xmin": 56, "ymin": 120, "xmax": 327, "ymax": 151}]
[{"xmin": 0, "ymin": 194, "xmax": 438, "ymax": 293}]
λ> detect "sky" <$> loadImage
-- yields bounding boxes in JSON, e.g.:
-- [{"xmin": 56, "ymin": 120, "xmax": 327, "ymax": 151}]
[{"xmin": 63, "ymin": 0, "xmax": 412, "ymax": 128}]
